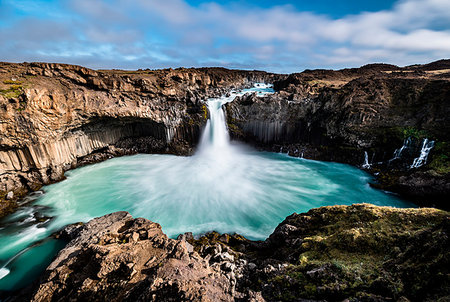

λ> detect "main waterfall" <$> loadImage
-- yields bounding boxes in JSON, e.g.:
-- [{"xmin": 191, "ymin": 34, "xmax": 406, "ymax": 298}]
[
  {"xmin": 197, "ymin": 91, "xmax": 235, "ymax": 158},
  {"xmin": 199, "ymin": 83, "xmax": 273, "ymax": 155}
]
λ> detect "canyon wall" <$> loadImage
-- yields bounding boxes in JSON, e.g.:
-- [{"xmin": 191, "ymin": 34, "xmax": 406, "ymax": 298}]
[
  {"xmin": 1, "ymin": 60, "xmax": 449, "ymax": 211},
  {"xmin": 0, "ymin": 62, "xmax": 277, "ymax": 212},
  {"xmin": 226, "ymin": 61, "xmax": 450, "ymax": 208}
]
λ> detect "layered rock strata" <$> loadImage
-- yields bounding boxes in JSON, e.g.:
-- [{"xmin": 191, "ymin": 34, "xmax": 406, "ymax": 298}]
[
  {"xmin": 0, "ymin": 62, "xmax": 277, "ymax": 215},
  {"xmin": 226, "ymin": 61, "xmax": 450, "ymax": 208}
]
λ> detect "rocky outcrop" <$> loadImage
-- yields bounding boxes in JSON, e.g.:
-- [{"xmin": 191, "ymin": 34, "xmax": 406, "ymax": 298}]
[
  {"xmin": 0, "ymin": 62, "xmax": 278, "ymax": 215},
  {"xmin": 15, "ymin": 211, "xmax": 261, "ymax": 302},
  {"xmin": 14, "ymin": 204, "xmax": 449, "ymax": 301},
  {"xmin": 226, "ymin": 61, "xmax": 450, "ymax": 208}
]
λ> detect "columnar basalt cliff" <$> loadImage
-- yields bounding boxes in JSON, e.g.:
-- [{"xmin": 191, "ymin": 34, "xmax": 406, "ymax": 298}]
[
  {"xmin": 0, "ymin": 62, "xmax": 278, "ymax": 214},
  {"xmin": 11, "ymin": 204, "xmax": 449, "ymax": 301},
  {"xmin": 1, "ymin": 60, "xmax": 450, "ymax": 213},
  {"xmin": 226, "ymin": 61, "xmax": 450, "ymax": 208}
]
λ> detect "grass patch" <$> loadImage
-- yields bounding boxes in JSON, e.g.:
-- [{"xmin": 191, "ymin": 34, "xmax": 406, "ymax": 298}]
[
  {"xmin": 0, "ymin": 84, "xmax": 23, "ymax": 99},
  {"xmin": 429, "ymin": 141, "xmax": 450, "ymax": 174},
  {"xmin": 3, "ymin": 79, "xmax": 23, "ymax": 85},
  {"xmin": 401, "ymin": 126, "xmax": 428, "ymax": 140}
]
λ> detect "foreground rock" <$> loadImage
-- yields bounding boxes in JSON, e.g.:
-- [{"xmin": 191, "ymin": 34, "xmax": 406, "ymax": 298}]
[
  {"xmin": 16, "ymin": 204, "xmax": 449, "ymax": 301},
  {"xmin": 19, "ymin": 212, "xmax": 257, "ymax": 302}
]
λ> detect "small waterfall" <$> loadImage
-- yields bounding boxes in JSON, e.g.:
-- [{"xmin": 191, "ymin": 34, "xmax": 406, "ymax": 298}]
[
  {"xmin": 390, "ymin": 137, "xmax": 411, "ymax": 162},
  {"xmin": 410, "ymin": 138, "xmax": 435, "ymax": 169},
  {"xmin": 362, "ymin": 151, "xmax": 371, "ymax": 169}
]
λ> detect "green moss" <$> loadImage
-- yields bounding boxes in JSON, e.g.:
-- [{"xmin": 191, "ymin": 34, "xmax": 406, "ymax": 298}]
[
  {"xmin": 260, "ymin": 205, "xmax": 449, "ymax": 301},
  {"xmin": 201, "ymin": 104, "xmax": 208, "ymax": 120},
  {"xmin": 429, "ymin": 141, "xmax": 450, "ymax": 174},
  {"xmin": 0, "ymin": 84, "xmax": 23, "ymax": 99},
  {"xmin": 3, "ymin": 79, "xmax": 23, "ymax": 84},
  {"xmin": 401, "ymin": 126, "xmax": 428, "ymax": 140}
]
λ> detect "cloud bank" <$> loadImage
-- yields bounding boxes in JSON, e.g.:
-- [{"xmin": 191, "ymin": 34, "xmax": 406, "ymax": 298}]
[{"xmin": 0, "ymin": 0, "xmax": 449, "ymax": 73}]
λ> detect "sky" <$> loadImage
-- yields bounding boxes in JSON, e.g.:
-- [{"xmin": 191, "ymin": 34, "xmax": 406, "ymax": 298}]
[{"xmin": 0, "ymin": 0, "xmax": 449, "ymax": 73}]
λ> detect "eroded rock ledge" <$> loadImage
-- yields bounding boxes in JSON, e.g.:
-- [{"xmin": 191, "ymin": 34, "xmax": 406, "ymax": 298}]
[
  {"xmin": 0, "ymin": 62, "xmax": 279, "ymax": 215},
  {"xmin": 14, "ymin": 204, "xmax": 449, "ymax": 302}
]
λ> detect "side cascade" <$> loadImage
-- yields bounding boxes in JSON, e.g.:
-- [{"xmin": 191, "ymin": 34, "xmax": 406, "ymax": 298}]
[
  {"xmin": 410, "ymin": 138, "xmax": 435, "ymax": 169},
  {"xmin": 362, "ymin": 151, "xmax": 371, "ymax": 169},
  {"xmin": 390, "ymin": 137, "xmax": 412, "ymax": 162}
]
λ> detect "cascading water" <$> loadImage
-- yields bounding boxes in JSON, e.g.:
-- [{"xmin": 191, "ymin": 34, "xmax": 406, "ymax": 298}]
[
  {"xmin": 198, "ymin": 92, "xmax": 234, "ymax": 156},
  {"xmin": 362, "ymin": 151, "xmax": 371, "ymax": 169},
  {"xmin": 411, "ymin": 138, "xmax": 435, "ymax": 168},
  {"xmin": 390, "ymin": 137, "xmax": 412, "ymax": 162},
  {"xmin": 0, "ymin": 83, "xmax": 415, "ymax": 293}
]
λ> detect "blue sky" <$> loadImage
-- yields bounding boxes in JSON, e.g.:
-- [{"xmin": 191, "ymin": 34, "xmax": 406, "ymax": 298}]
[{"xmin": 0, "ymin": 0, "xmax": 449, "ymax": 73}]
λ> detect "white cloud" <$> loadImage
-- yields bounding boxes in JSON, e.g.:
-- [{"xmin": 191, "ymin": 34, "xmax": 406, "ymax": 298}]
[{"xmin": 0, "ymin": 0, "xmax": 448, "ymax": 72}]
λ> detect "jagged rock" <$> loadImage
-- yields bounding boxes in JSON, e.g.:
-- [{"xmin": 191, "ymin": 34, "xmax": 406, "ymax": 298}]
[
  {"xmin": 19, "ymin": 212, "xmax": 245, "ymax": 302},
  {"xmin": 14, "ymin": 204, "xmax": 448, "ymax": 302}
]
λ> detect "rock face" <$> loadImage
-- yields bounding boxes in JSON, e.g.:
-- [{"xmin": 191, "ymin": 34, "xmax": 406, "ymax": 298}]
[
  {"xmin": 226, "ymin": 61, "xmax": 450, "ymax": 208},
  {"xmin": 0, "ymin": 62, "xmax": 278, "ymax": 215},
  {"xmin": 18, "ymin": 212, "xmax": 259, "ymax": 302},
  {"xmin": 15, "ymin": 204, "xmax": 449, "ymax": 301},
  {"xmin": 1, "ymin": 60, "xmax": 449, "ymax": 212}
]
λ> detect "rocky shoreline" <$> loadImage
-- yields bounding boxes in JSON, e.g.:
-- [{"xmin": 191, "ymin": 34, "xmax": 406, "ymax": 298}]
[{"xmin": 8, "ymin": 204, "xmax": 449, "ymax": 302}]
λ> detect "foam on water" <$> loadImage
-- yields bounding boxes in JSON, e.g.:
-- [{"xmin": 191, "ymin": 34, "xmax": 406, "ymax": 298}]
[
  {"xmin": 0, "ymin": 83, "xmax": 415, "ymax": 292},
  {"xmin": 0, "ymin": 268, "xmax": 9, "ymax": 280}
]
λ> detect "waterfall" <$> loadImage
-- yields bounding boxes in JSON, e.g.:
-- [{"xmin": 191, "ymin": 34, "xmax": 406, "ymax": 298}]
[
  {"xmin": 410, "ymin": 138, "xmax": 435, "ymax": 169},
  {"xmin": 199, "ymin": 83, "xmax": 274, "ymax": 154},
  {"xmin": 390, "ymin": 137, "xmax": 411, "ymax": 162},
  {"xmin": 198, "ymin": 95, "xmax": 232, "ymax": 153},
  {"xmin": 198, "ymin": 83, "xmax": 274, "ymax": 157},
  {"xmin": 362, "ymin": 151, "xmax": 371, "ymax": 169},
  {"xmin": 196, "ymin": 83, "xmax": 274, "ymax": 168}
]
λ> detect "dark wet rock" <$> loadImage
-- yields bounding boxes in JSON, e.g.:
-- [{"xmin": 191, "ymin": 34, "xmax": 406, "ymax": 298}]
[
  {"xmin": 15, "ymin": 204, "xmax": 449, "ymax": 302},
  {"xmin": 225, "ymin": 62, "xmax": 450, "ymax": 208}
]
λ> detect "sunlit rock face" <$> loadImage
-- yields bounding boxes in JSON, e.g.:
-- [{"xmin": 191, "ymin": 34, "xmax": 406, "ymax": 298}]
[{"xmin": 0, "ymin": 62, "xmax": 278, "ymax": 204}]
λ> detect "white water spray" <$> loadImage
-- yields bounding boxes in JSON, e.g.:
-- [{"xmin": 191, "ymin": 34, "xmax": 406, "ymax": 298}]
[
  {"xmin": 390, "ymin": 137, "xmax": 412, "ymax": 162},
  {"xmin": 362, "ymin": 151, "xmax": 371, "ymax": 169},
  {"xmin": 411, "ymin": 138, "xmax": 435, "ymax": 168},
  {"xmin": 198, "ymin": 83, "xmax": 274, "ymax": 159}
]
